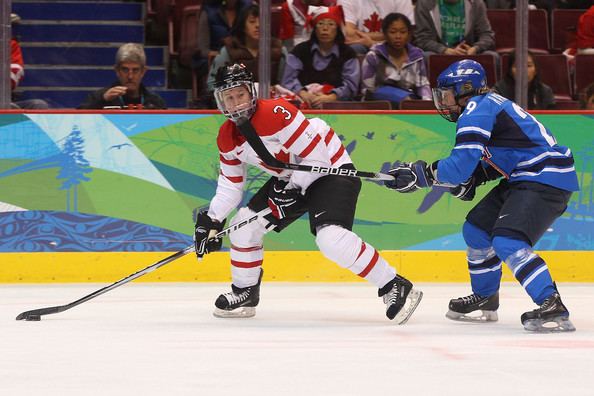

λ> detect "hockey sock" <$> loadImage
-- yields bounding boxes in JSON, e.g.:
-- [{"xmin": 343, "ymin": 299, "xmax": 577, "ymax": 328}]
[
  {"xmin": 316, "ymin": 225, "xmax": 395, "ymax": 288},
  {"xmin": 493, "ymin": 236, "xmax": 555, "ymax": 305},
  {"xmin": 230, "ymin": 244, "xmax": 263, "ymax": 288},
  {"xmin": 462, "ymin": 222, "xmax": 502, "ymax": 297}
]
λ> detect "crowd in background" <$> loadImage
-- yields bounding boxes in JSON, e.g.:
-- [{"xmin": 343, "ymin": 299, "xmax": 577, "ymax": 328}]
[{"xmin": 8, "ymin": 0, "xmax": 594, "ymax": 110}]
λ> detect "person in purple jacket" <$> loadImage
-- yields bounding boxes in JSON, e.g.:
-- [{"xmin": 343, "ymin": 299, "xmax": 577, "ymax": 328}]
[
  {"xmin": 280, "ymin": 5, "xmax": 360, "ymax": 109},
  {"xmin": 361, "ymin": 12, "xmax": 431, "ymax": 108}
]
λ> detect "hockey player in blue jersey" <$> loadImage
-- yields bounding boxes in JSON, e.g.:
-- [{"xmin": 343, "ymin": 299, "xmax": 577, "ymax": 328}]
[{"xmin": 384, "ymin": 59, "xmax": 579, "ymax": 332}]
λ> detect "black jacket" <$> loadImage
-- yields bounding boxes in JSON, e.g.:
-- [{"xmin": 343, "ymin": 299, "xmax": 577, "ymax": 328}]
[{"xmin": 78, "ymin": 82, "xmax": 167, "ymax": 109}]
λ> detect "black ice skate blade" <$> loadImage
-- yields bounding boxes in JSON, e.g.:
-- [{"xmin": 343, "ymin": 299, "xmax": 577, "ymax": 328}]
[{"xmin": 523, "ymin": 317, "xmax": 576, "ymax": 333}]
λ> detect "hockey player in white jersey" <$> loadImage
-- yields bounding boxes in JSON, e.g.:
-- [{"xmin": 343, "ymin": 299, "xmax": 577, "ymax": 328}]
[
  {"xmin": 384, "ymin": 59, "xmax": 579, "ymax": 332},
  {"xmin": 194, "ymin": 63, "xmax": 422, "ymax": 323}
]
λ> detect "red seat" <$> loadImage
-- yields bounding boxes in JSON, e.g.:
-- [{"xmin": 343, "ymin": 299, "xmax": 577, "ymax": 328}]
[
  {"xmin": 169, "ymin": 0, "xmax": 202, "ymax": 59},
  {"xmin": 320, "ymin": 101, "xmax": 392, "ymax": 110},
  {"xmin": 399, "ymin": 99, "xmax": 435, "ymax": 110},
  {"xmin": 487, "ymin": 9, "xmax": 550, "ymax": 54},
  {"xmin": 427, "ymin": 54, "xmax": 498, "ymax": 87},
  {"xmin": 551, "ymin": 9, "xmax": 585, "ymax": 52},
  {"xmin": 555, "ymin": 100, "xmax": 581, "ymax": 110},
  {"xmin": 500, "ymin": 54, "xmax": 572, "ymax": 101},
  {"xmin": 575, "ymin": 55, "xmax": 594, "ymax": 99}
]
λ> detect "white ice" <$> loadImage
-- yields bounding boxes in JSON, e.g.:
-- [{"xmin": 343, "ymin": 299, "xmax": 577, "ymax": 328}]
[{"xmin": 1, "ymin": 283, "xmax": 593, "ymax": 396}]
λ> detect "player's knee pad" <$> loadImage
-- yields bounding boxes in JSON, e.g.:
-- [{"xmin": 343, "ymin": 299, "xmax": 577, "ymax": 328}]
[
  {"xmin": 315, "ymin": 225, "xmax": 359, "ymax": 267},
  {"xmin": 462, "ymin": 221, "xmax": 491, "ymax": 249},
  {"xmin": 228, "ymin": 207, "xmax": 270, "ymax": 248},
  {"xmin": 492, "ymin": 235, "xmax": 531, "ymax": 266}
]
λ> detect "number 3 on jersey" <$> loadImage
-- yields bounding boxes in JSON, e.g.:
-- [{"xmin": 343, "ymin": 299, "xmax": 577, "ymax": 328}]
[{"xmin": 273, "ymin": 105, "xmax": 292, "ymax": 120}]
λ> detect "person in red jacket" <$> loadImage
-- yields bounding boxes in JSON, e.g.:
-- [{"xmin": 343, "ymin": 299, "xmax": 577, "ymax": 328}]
[
  {"xmin": 577, "ymin": 5, "xmax": 594, "ymax": 54},
  {"xmin": 278, "ymin": 0, "xmax": 336, "ymax": 51},
  {"xmin": 194, "ymin": 63, "xmax": 423, "ymax": 323}
]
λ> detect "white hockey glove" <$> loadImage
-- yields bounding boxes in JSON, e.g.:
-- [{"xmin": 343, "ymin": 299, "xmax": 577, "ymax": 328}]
[{"xmin": 385, "ymin": 160, "xmax": 437, "ymax": 193}]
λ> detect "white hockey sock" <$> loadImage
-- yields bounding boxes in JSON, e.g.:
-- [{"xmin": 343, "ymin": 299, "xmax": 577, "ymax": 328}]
[
  {"xmin": 316, "ymin": 225, "xmax": 396, "ymax": 288},
  {"xmin": 230, "ymin": 244, "xmax": 263, "ymax": 288}
]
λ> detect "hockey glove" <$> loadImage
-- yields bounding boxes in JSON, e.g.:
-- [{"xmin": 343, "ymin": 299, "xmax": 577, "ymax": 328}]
[
  {"xmin": 450, "ymin": 164, "xmax": 502, "ymax": 201},
  {"xmin": 267, "ymin": 179, "xmax": 304, "ymax": 221},
  {"xmin": 385, "ymin": 160, "xmax": 437, "ymax": 193},
  {"xmin": 194, "ymin": 211, "xmax": 226, "ymax": 259}
]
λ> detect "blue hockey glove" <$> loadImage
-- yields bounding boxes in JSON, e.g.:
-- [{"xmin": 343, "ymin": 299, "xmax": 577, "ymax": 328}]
[
  {"xmin": 194, "ymin": 211, "xmax": 226, "ymax": 259},
  {"xmin": 385, "ymin": 160, "xmax": 437, "ymax": 193}
]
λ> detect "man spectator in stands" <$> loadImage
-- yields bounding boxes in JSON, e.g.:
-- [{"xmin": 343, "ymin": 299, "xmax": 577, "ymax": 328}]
[
  {"xmin": 338, "ymin": 0, "xmax": 415, "ymax": 54},
  {"xmin": 10, "ymin": 13, "xmax": 49, "ymax": 109},
  {"xmin": 279, "ymin": 0, "xmax": 336, "ymax": 51},
  {"xmin": 414, "ymin": 0, "xmax": 496, "ymax": 59},
  {"xmin": 79, "ymin": 43, "xmax": 166, "ymax": 109}
]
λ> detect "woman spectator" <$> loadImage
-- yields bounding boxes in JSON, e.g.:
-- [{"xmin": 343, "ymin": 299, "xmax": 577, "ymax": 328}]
[
  {"xmin": 278, "ymin": 0, "xmax": 336, "ymax": 51},
  {"xmin": 280, "ymin": 5, "xmax": 360, "ymax": 109},
  {"xmin": 361, "ymin": 12, "xmax": 431, "ymax": 108},
  {"xmin": 580, "ymin": 83, "xmax": 594, "ymax": 110},
  {"xmin": 207, "ymin": 4, "xmax": 285, "ymax": 93},
  {"xmin": 493, "ymin": 51, "xmax": 555, "ymax": 110}
]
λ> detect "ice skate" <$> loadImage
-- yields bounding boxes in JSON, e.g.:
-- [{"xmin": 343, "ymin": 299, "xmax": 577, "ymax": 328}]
[
  {"xmin": 446, "ymin": 292, "xmax": 499, "ymax": 322},
  {"xmin": 379, "ymin": 275, "xmax": 423, "ymax": 325},
  {"xmin": 213, "ymin": 270, "xmax": 262, "ymax": 318},
  {"xmin": 521, "ymin": 292, "xmax": 575, "ymax": 333}
]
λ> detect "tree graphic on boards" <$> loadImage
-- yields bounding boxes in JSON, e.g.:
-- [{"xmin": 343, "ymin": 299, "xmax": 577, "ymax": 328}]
[{"xmin": 57, "ymin": 126, "xmax": 92, "ymax": 212}]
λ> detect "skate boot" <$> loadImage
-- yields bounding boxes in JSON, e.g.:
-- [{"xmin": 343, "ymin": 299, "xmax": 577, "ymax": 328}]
[
  {"xmin": 213, "ymin": 270, "xmax": 263, "ymax": 318},
  {"xmin": 379, "ymin": 275, "xmax": 423, "ymax": 325},
  {"xmin": 446, "ymin": 292, "xmax": 499, "ymax": 322},
  {"xmin": 521, "ymin": 292, "xmax": 575, "ymax": 333}
]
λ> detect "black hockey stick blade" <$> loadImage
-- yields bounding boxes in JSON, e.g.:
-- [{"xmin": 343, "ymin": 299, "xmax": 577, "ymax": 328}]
[{"xmin": 16, "ymin": 208, "xmax": 271, "ymax": 321}]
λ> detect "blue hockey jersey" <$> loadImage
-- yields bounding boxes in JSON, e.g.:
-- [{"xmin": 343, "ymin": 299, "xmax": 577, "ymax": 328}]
[{"xmin": 436, "ymin": 92, "xmax": 579, "ymax": 192}]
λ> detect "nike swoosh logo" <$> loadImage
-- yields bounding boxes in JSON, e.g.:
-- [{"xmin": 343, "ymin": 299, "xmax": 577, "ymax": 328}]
[
  {"xmin": 314, "ymin": 211, "xmax": 326, "ymax": 218},
  {"xmin": 498, "ymin": 214, "xmax": 510, "ymax": 219},
  {"xmin": 237, "ymin": 149, "xmax": 244, "ymax": 155}
]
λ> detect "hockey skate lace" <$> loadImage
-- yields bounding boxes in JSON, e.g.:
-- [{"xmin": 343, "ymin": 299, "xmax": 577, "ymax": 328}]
[
  {"xmin": 460, "ymin": 294, "xmax": 481, "ymax": 305},
  {"xmin": 226, "ymin": 290, "xmax": 250, "ymax": 305}
]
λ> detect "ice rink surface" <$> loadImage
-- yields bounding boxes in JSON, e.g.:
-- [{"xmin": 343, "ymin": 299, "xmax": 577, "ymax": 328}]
[{"xmin": 1, "ymin": 283, "xmax": 593, "ymax": 396}]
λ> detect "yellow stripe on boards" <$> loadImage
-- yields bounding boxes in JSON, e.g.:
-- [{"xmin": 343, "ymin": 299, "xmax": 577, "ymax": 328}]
[{"xmin": 0, "ymin": 251, "xmax": 593, "ymax": 283}]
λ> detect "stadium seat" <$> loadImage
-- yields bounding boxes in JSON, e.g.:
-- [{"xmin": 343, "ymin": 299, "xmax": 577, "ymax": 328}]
[
  {"xmin": 487, "ymin": 9, "xmax": 550, "ymax": 54},
  {"xmin": 555, "ymin": 100, "xmax": 581, "ymax": 110},
  {"xmin": 551, "ymin": 8, "xmax": 585, "ymax": 53},
  {"xmin": 399, "ymin": 100, "xmax": 435, "ymax": 110},
  {"xmin": 575, "ymin": 55, "xmax": 594, "ymax": 100},
  {"xmin": 500, "ymin": 53, "xmax": 572, "ymax": 101},
  {"xmin": 427, "ymin": 54, "xmax": 499, "ymax": 87},
  {"xmin": 168, "ymin": 0, "xmax": 202, "ymax": 60},
  {"xmin": 320, "ymin": 101, "xmax": 392, "ymax": 110}
]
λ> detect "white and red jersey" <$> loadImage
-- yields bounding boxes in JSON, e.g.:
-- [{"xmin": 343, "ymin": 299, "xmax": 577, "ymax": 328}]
[
  {"xmin": 11, "ymin": 39, "xmax": 24, "ymax": 91},
  {"xmin": 207, "ymin": 98, "xmax": 352, "ymax": 222}
]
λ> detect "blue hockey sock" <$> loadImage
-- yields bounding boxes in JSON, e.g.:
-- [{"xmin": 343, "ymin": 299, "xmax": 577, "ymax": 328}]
[{"xmin": 463, "ymin": 222, "xmax": 501, "ymax": 297}]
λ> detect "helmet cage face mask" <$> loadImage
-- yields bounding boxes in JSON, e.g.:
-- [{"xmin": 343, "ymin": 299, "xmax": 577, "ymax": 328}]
[
  {"xmin": 433, "ymin": 86, "xmax": 462, "ymax": 122},
  {"xmin": 214, "ymin": 80, "xmax": 257, "ymax": 123}
]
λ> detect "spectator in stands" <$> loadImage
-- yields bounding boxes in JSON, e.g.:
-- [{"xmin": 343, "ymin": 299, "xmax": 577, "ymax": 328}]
[
  {"xmin": 580, "ymin": 83, "xmax": 594, "ymax": 110},
  {"xmin": 9, "ymin": 13, "xmax": 49, "ymax": 109},
  {"xmin": 361, "ymin": 13, "xmax": 431, "ymax": 107},
  {"xmin": 576, "ymin": 5, "xmax": 594, "ymax": 55},
  {"xmin": 279, "ymin": 0, "xmax": 336, "ymax": 51},
  {"xmin": 414, "ymin": 0, "xmax": 496, "ymax": 58},
  {"xmin": 280, "ymin": 5, "xmax": 360, "ymax": 108},
  {"xmin": 493, "ymin": 51, "xmax": 555, "ymax": 110},
  {"xmin": 79, "ymin": 43, "xmax": 166, "ymax": 109},
  {"xmin": 339, "ymin": 0, "xmax": 415, "ymax": 54},
  {"xmin": 207, "ymin": 5, "xmax": 285, "ymax": 93}
]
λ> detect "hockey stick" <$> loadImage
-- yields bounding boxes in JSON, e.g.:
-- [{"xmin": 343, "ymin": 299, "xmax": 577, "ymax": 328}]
[
  {"xmin": 15, "ymin": 207, "xmax": 272, "ymax": 321},
  {"xmin": 237, "ymin": 118, "xmax": 456, "ymax": 187}
]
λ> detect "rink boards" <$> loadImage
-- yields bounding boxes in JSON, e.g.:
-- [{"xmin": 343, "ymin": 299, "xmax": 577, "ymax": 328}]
[{"xmin": 1, "ymin": 110, "xmax": 593, "ymax": 283}]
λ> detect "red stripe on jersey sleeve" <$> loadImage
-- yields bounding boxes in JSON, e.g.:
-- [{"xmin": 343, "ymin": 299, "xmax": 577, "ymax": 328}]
[
  {"xmin": 220, "ymin": 155, "xmax": 241, "ymax": 165},
  {"xmin": 324, "ymin": 129, "xmax": 335, "ymax": 145},
  {"xmin": 231, "ymin": 245, "xmax": 263, "ymax": 252},
  {"xmin": 283, "ymin": 119, "xmax": 309, "ymax": 150},
  {"xmin": 220, "ymin": 171, "xmax": 243, "ymax": 183},
  {"xmin": 358, "ymin": 249, "xmax": 379, "ymax": 278},
  {"xmin": 330, "ymin": 145, "xmax": 345, "ymax": 164},
  {"xmin": 231, "ymin": 259, "xmax": 263, "ymax": 268},
  {"xmin": 298, "ymin": 134, "xmax": 321, "ymax": 158}
]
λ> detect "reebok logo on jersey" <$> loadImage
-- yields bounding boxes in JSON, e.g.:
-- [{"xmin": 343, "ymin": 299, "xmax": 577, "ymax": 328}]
[{"xmin": 314, "ymin": 211, "xmax": 326, "ymax": 218}]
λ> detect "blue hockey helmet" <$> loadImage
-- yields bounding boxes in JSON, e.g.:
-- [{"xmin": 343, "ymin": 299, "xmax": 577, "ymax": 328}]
[{"xmin": 432, "ymin": 59, "xmax": 488, "ymax": 122}]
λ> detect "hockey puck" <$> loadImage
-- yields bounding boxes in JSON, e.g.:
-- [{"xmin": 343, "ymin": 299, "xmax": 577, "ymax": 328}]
[{"xmin": 25, "ymin": 315, "xmax": 41, "ymax": 321}]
